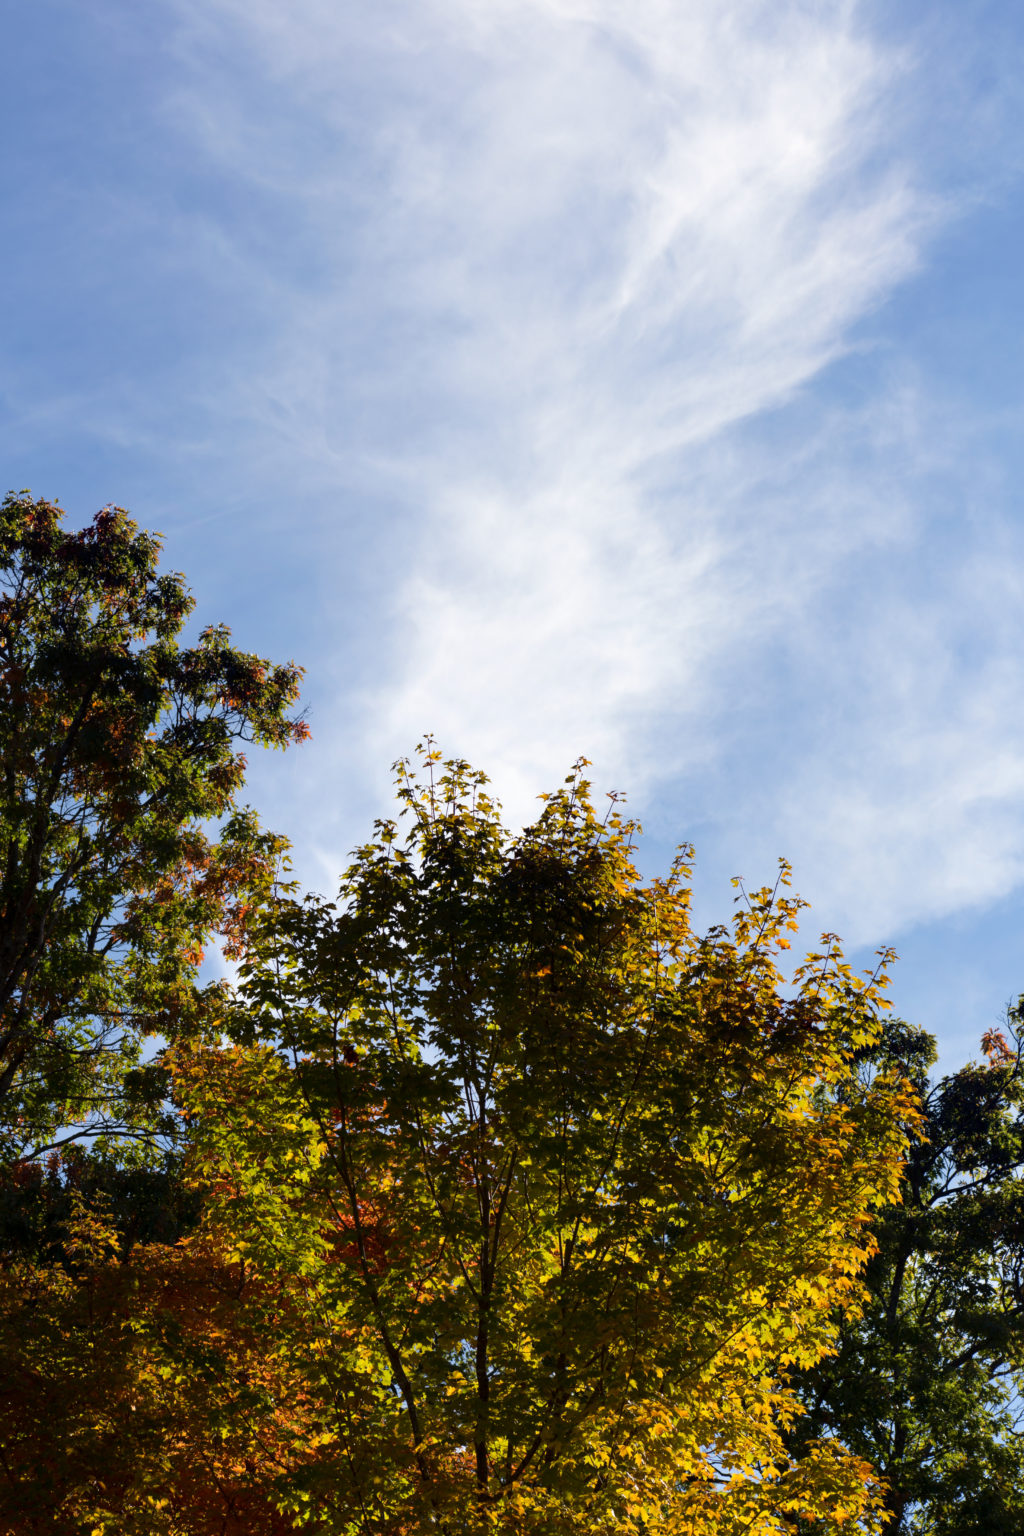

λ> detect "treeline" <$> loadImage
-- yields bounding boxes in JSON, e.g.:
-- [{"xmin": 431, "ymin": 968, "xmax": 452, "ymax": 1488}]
[{"xmin": 0, "ymin": 494, "xmax": 1021, "ymax": 1536}]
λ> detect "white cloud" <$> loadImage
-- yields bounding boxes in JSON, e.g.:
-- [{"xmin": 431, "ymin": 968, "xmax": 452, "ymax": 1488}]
[{"xmin": 158, "ymin": 0, "xmax": 1024, "ymax": 946}]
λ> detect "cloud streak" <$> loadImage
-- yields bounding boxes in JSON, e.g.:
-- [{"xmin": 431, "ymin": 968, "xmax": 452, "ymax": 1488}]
[{"xmin": 153, "ymin": 0, "xmax": 1024, "ymax": 946}]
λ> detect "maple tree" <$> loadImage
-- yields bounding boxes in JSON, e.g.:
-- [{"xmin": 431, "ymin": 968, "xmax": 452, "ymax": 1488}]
[
  {"xmin": 790, "ymin": 1014, "xmax": 1024, "ymax": 1535},
  {"xmin": 176, "ymin": 746, "xmax": 917, "ymax": 1535},
  {"xmin": 0, "ymin": 491, "xmax": 306, "ymax": 1166}
]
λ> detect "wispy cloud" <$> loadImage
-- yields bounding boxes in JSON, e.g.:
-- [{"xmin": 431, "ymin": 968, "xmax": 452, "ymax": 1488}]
[{"xmin": 152, "ymin": 0, "xmax": 1024, "ymax": 945}]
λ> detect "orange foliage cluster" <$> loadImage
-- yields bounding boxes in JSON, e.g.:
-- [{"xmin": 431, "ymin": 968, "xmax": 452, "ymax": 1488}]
[{"xmin": 0, "ymin": 1221, "xmax": 322, "ymax": 1535}]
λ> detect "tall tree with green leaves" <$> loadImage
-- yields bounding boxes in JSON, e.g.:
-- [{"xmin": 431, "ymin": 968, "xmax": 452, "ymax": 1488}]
[
  {"xmin": 177, "ymin": 747, "xmax": 916, "ymax": 1535},
  {"xmin": 0, "ymin": 492, "xmax": 306, "ymax": 1164},
  {"xmin": 790, "ymin": 1015, "xmax": 1024, "ymax": 1535}
]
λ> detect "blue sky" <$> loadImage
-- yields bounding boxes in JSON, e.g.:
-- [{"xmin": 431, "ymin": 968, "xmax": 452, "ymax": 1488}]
[{"xmin": 3, "ymin": 0, "xmax": 1024, "ymax": 1066}]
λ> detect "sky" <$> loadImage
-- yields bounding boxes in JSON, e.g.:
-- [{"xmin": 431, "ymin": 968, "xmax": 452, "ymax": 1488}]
[{"xmin": 3, "ymin": 0, "xmax": 1024, "ymax": 1066}]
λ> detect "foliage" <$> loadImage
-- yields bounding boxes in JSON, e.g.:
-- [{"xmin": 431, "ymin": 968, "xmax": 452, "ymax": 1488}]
[
  {"xmin": 0, "ymin": 492, "xmax": 306, "ymax": 1165},
  {"xmin": 0, "ymin": 1189, "xmax": 322, "ymax": 1534},
  {"xmin": 177, "ymin": 747, "xmax": 916, "ymax": 1535},
  {"xmin": 0, "ymin": 1142, "xmax": 200, "ymax": 1270},
  {"xmin": 790, "ymin": 1015, "xmax": 1024, "ymax": 1535}
]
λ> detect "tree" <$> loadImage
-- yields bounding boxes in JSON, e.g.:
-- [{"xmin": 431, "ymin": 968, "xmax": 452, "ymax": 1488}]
[
  {"xmin": 179, "ymin": 748, "xmax": 916, "ymax": 1535},
  {"xmin": 0, "ymin": 1179, "xmax": 322, "ymax": 1535},
  {"xmin": 790, "ymin": 1015, "xmax": 1024, "ymax": 1535},
  {"xmin": 0, "ymin": 492, "xmax": 306, "ymax": 1164}
]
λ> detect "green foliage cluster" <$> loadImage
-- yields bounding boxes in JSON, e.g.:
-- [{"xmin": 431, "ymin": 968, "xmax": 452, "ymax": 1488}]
[
  {"xmin": 0, "ymin": 492, "xmax": 305, "ymax": 1163},
  {"xmin": 791, "ymin": 1017, "xmax": 1024, "ymax": 1534}
]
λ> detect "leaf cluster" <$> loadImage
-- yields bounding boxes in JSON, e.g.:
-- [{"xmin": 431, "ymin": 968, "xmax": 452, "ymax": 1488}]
[
  {"xmin": 790, "ymin": 1015, "xmax": 1024, "ymax": 1533},
  {"xmin": 0, "ymin": 493, "xmax": 304, "ymax": 1163}
]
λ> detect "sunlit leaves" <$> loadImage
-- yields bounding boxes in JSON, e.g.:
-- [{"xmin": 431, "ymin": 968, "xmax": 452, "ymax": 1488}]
[{"xmin": 181, "ymin": 746, "xmax": 914, "ymax": 1534}]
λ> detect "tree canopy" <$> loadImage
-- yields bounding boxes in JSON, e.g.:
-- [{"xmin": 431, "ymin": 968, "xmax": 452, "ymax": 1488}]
[
  {"xmin": 0, "ymin": 492, "xmax": 306, "ymax": 1165},
  {"xmin": 5, "ymin": 493, "xmax": 1024, "ymax": 1534},
  {"xmin": 172, "ymin": 748, "xmax": 915, "ymax": 1534},
  {"xmin": 790, "ymin": 1014, "xmax": 1024, "ymax": 1535}
]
